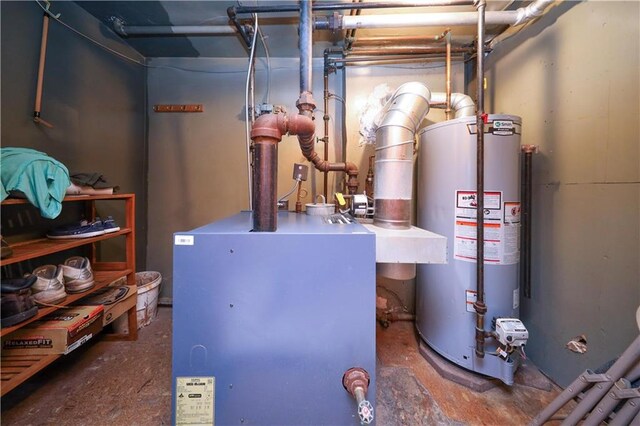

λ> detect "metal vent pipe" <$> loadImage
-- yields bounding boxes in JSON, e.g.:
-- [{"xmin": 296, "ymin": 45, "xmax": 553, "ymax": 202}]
[
  {"xmin": 430, "ymin": 92, "xmax": 475, "ymax": 118},
  {"xmin": 374, "ymin": 84, "xmax": 476, "ymax": 230},
  {"xmin": 374, "ymin": 82, "xmax": 432, "ymax": 229}
]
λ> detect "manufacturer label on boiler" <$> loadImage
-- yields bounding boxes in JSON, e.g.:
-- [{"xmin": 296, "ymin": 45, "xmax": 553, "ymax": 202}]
[{"xmin": 176, "ymin": 376, "xmax": 215, "ymax": 425}]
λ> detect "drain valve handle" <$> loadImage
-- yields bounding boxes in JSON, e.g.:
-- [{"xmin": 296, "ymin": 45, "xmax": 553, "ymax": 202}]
[{"xmin": 342, "ymin": 367, "xmax": 374, "ymax": 425}]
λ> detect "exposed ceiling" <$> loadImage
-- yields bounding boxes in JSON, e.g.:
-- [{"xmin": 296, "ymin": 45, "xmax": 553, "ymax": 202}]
[{"xmin": 75, "ymin": 1, "xmax": 514, "ymax": 58}]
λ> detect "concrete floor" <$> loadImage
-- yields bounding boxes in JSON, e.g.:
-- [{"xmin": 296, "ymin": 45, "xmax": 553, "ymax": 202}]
[{"xmin": 2, "ymin": 307, "xmax": 562, "ymax": 425}]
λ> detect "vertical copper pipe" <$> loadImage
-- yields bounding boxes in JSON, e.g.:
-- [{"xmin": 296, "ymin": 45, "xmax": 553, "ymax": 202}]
[
  {"xmin": 295, "ymin": 181, "xmax": 303, "ymax": 213},
  {"xmin": 344, "ymin": 0, "xmax": 364, "ymax": 51},
  {"xmin": 473, "ymin": 0, "xmax": 487, "ymax": 359},
  {"xmin": 252, "ymin": 139, "xmax": 278, "ymax": 232},
  {"xmin": 34, "ymin": 14, "xmax": 49, "ymax": 120},
  {"xmin": 323, "ymin": 65, "xmax": 330, "ymax": 200},
  {"xmin": 445, "ymin": 30, "xmax": 452, "ymax": 120}
]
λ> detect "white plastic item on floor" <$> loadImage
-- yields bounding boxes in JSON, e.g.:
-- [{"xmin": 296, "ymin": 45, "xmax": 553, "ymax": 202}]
[{"xmin": 113, "ymin": 271, "xmax": 162, "ymax": 333}]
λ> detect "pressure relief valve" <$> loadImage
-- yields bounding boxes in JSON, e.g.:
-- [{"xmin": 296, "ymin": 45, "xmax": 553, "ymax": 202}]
[{"xmin": 342, "ymin": 367, "xmax": 374, "ymax": 425}]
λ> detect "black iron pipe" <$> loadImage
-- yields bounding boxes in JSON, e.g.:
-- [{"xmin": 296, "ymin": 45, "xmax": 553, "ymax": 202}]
[
  {"xmin": 473, "ymin": 0, "xmax": 487, "ymax": 359},
  {"xmin": 232, "ymin": 1, "xmax": 473, "ymax": 15},
  {"xmin": 252, "ymin": 139, "xmax": 278, "ymax": 232},
  {"xmin": 226, "ymin": 7, "xmax": 252, "ymax": 48},
  {"xmin": 323, "ymin": 55, "xmax": 330, "ymax": 200},
  {"xmin": 521, "ymin": 145, "xmax": 535, "ymax": 298}
]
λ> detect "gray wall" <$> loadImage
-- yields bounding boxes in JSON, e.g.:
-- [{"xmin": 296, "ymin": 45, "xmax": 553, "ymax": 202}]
[
  {"xmin": 486, "ymin": 1, "xmax": 640, "ymax": 386},
  {"xmin": 146, "ymin": 56, "xmax": 464, "ymax": 303},
  {"xmin": 146, "ymin": 57, "xmax": 325, "ymax": 301},
  {"xmin": 1, "ymin": 1, "xmax": 148, "ymax": 268}
]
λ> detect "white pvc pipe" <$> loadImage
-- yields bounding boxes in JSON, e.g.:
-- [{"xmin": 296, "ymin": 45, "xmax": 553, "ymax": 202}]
[{"xmin": 341, "ymin": 0, "xmax": 555, "ymax": 29}]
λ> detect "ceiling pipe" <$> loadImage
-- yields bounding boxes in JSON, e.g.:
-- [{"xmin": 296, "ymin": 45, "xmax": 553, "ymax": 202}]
[
  {"xmin": 346, "ymin": 46, "xmax": 472, "ymax": 56},
  {"xmin": 317, "ymin": 0, "xmax": 555, "ymax": 30},
  {"xmin": 231, "ymin": 0, "xmax": 473, "ymax": 15},
  {"xmin": 226, "ymin": 8, "xmax": 253, "ymax": 48},
  {"xmin": 113, "ymin": 24, "xmax": 237, "ymax": 36},
  {"xmin": 330, "ymin": 54, "xmax": 466, "ymax": 65},
  {"xmin": 350, "ymin": 34, "xmax": 447, "ymax": 46}
]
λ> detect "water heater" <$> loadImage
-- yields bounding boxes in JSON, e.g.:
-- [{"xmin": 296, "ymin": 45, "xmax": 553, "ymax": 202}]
[{"xmin": 416, "ymin": 114, "xmax": 524, "ymax": 384}]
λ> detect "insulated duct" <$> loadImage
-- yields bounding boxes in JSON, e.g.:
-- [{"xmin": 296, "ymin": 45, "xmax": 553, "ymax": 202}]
[{"xmin": 318, "ymin": 0, "xmax": 555, "ymax": 30}]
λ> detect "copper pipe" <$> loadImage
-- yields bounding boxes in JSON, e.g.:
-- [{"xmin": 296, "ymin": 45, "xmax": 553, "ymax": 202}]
[
  {"xmin": 332, "ymin": 54, "xmax": 466, "ymax": 65},
  {"xmin": 250, "ymin": 112, "xmax": 359, "ymax": 231},
  {"xmin": 346, "ymin": 46, "xmax": 472, "ymax": 56},
  {"xmin": 295, "ymin": 181, "xmax": 303, "ymax": 213},
  {"xmin": 344, "ymin": 0, "xmax": 364, "ymax": 52},
  {"xmin": 445, "ymin": 30, "xmax": 452, "ymax": 120},
  {"xmin": 351, "ymin": 34, "xmax": 446, "ymax": 45},
  {"xmin": 252, "ymin": 137, "xmax": 278, "ymax": 232}
]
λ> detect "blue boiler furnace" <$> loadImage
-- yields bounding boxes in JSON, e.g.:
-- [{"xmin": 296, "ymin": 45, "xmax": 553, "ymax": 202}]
[{"xmin": 172, "ymin": 211, "xmax": 376, "ymax": 425}]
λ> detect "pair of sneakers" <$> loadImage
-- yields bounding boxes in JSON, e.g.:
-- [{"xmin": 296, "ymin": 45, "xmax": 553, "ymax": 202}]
[
  {"xmin": 28, "ymin": 256, "xmax": 95, "ymax": 305},
  {"xmin": 47, "ymin": 216, "xmax": 120, "ymax": 240}
]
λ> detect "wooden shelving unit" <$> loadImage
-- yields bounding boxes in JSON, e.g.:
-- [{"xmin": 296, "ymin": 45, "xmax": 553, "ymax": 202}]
[{"xmin": 0, "ymin": 194, "xmax": 138, "ymax": 396}]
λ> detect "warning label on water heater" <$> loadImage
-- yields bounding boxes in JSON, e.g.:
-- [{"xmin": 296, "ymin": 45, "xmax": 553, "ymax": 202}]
[
  {"xmin": 176, "ymin": 377, "xmax": 215, "ymax": 425},
  {"xmin": 453, "ymin": 191, "xmax": 520, "ymax": 265}
]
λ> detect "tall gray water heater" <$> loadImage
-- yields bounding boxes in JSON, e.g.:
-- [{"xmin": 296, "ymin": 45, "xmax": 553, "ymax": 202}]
[{"xmin": 416, "ymin": 114, "xmax": 523, "ymax": 385}]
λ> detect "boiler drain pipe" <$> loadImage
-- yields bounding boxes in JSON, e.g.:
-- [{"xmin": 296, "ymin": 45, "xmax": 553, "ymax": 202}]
[{"xmin": 473, "ymin": 0, "xmax": 488, "ymax": 359}]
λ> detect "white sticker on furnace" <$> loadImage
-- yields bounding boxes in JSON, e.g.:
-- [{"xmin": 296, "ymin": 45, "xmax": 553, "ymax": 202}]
[
  {"xmin": 175, "ymin": 235, "xmax": 194, "ymax": 246},
  {"xmin": 176, "ymin": 377, "xmax": 215, "ymax": 425}
]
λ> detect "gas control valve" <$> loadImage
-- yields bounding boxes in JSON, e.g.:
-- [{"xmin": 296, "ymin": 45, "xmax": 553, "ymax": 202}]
[{"xmin": 495, "ymin": 318, "xmax": 529, "ymax": 347}]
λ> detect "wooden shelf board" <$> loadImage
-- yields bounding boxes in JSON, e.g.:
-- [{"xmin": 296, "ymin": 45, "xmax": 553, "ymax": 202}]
[
  {"xmin": 0, "ymin": 269, "xmax": 132, "ymax": 337},
  {"xmin": 1, "ymin": 353, "xmax": 60, "ymax": 396},
  {"xmin": 1, "ymin": 194, "xmax": 133, "ymax": 206},
  {"xmin": 1, "ymin": 229, "xmax": 132, "ymax": 266},
  {"xmin": 1, "ymin": 193, "xmax": 136, "ymax": 397}
]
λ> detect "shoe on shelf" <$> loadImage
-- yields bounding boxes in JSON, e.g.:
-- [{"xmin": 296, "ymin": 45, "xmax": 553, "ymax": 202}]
[
  {"xmin": 1, "ymin": 235, "xmax": 13, "ymax": 259},
  {"xmin": 102, "ymin": 216, "xmax": 120, "ymax": 234},
  {"xmin": 30, "ymin": 264, "xmax": 67, "ymax": 305},
  {"xmin": 46, "ymin": 218, "xmax": 105, "ymax": 239},
  {"xmin": 61, "ymin": 256, "xmax": 95, "ymax": 293},
  {"xmin": 1, "ymin": 276, "xmax": 39, "ymax": 328}
]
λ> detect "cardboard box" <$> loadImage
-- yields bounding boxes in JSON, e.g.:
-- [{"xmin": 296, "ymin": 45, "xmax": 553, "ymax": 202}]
[
  {"xmin": 79, "ymin": 284, "xmax": 137, "ymax": 326},
  {"xmin": 2, "ymin": 305, "xmax": 104, "ymax": 355}
]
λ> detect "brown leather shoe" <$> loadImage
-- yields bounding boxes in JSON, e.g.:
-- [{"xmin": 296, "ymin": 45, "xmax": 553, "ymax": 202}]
[{"xmin": 1, "ymin": 276, "xmax": 39, "ymax": 327}]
